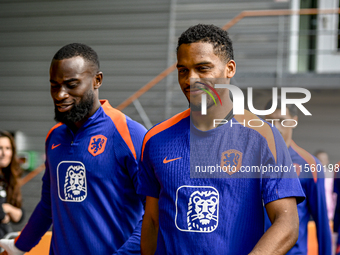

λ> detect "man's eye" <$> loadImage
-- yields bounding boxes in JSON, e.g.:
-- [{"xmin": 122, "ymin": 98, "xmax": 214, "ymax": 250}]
[
  {"xmin": 198, "ymin": 66, "xmax": 209, "ymax": 71},
  {"xmin": 178, "ymin": 69, "xmax": 187, "ymax": 74},
  {"xmin": 67, "ymin": 83, "xmax": 77, "ymax": 88}
]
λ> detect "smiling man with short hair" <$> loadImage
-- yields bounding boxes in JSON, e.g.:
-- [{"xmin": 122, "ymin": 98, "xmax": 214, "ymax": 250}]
[{"xmin": 138, "ymin": 24, "xmax": 305, "ymax": 255}]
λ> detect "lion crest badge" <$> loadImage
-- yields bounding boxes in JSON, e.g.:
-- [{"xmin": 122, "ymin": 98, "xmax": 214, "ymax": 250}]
[
  {"xmin": 175, "ymin": 186, "xmax": 219, "ymax": 233},
  {"xmin": 187, "ymin": 190, "xmax": 219, "ymax": 232},
  {"xmin": 88, "ymin": 135, "xmax": 107, "ymax": 157},
  {"xmin": 57, "ymin": 161, "xmax": 87, "ymax": 202},
  {"xmin": 221, "ymin": 149, "xmax": 243, "ymax": 175}
]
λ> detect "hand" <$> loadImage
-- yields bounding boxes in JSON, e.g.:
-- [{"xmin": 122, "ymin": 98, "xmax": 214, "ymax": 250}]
[
  {"xmin": 0, "ymin": 239, "xmax": 24, "ymax": 255},
  {"xmin": 1, "ymin": 204, "xmax": 11, "ymax": 214},
  {"xmin": 1, "ymin": 215, "xmax": 10, "ymax": 224},
  {"xmin": 1, "ymin": 204, "xmax": 22, "ymax": 223}
]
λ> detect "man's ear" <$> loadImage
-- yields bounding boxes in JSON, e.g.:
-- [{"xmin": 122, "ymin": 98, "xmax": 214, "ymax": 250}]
[
  {"xmin": 94, "ymin": 72, "xmax": 103, "ymax": 89},
  {"xmin": 226, "ymin": 60, "xmax": 236, "ymax": 79}
]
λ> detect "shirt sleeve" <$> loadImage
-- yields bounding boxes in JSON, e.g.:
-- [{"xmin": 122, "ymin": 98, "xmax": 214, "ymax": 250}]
[
  {"xmin": 126, "ymin": 119, "xmax": 147, "ymax": 194},
  {"xmin": 304, "ymin": 166, "xmax": 332, "ymax": 255},
  {"xmin": 15, "ymin": 162, "xmax": 52, "ymax": 252},
  {"xmin": 261, "ymin": 127, "xmax": 305, "ymax": 205},
  {"xmin": 114, "ymin": 219, "xmax": 142, "ymax": 255},
  {"xmin": 137, "ymin": 136, "xmax": 161, "ymax": 199},
  {"xmin": 112, "ymin": 119, "xmax": 146, "ymax": 254}
]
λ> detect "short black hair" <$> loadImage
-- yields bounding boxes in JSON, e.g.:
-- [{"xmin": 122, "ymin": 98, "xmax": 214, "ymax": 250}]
[
  {"xmin": 53, "ymin": 43, "xmax": 100, "ymax": 72},
  {"xmin": 177, "ymin": 24, "xmax": 234, "ymax": 62},
  {"xmin": 264, "ymin": 96, "xmax": 298, "ymax": 117}
]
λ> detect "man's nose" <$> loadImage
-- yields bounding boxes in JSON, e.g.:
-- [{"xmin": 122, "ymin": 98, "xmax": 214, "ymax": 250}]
[
  {"xmin": 54, "ymin": 86, "xmax": 69, "ymax": 101},
  {"xmin": 185, "ymin": 70, "xmax": 200, "ymax": 86}
]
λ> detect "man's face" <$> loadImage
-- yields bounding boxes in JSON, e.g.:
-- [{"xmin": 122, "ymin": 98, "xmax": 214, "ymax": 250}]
[
  {"xmin": 176, "ymin": 42, "xmax": 230, "ymax": 111},
  {"xmin": 0, "ymin": 137, "xmax": 12, "ymax": 169},
  {"xmin": 50, "ymin": 56, "xmax": 96, "ymax": 125},
  {"xmin": 266, "ymin": 108, "xmax": 297, "ymax": 144}
]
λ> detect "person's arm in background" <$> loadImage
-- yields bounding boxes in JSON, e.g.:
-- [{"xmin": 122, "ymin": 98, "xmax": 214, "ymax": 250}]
[
  {"xmin": 0, "ymin": 199, "xmax": 7, "ymax": 224},
  {"xmin": 2, "ymin": 203, "xmax": 22, "ymax": 223},
  {"xmin": 141, "ymin": 196, "xmax": 159, "ymax": 255}
]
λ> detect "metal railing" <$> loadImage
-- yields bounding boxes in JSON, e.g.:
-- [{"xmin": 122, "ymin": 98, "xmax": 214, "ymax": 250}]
[
  {"xmin": 22, "ymin": 8, "xmax": 340, "ymax": 186},
  {"xmin": 116, "ymin": 8, "xmax": 340, "ymax": 111}
]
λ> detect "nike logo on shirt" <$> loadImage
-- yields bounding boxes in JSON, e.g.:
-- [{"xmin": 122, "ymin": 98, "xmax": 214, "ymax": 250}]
[
  {"xmin": 52, "ymin": 144, "xmax": 61, "ymax": 150},
  {"xmin": 163, "ymin": 157, "xmax": 182, "ymax": 164}
]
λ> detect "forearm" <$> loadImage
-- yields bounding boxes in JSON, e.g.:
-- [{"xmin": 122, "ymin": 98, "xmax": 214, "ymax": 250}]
[
  {"xmin": 256, "ymin": 197, "xmax": 300, "ymax": 255},
  {"xmin": 15, "ymin": 201, "xmax": 52, "ymax": 252},
  {"xmin": 141, "ymin": 215, "xmax": 158, "ymax": 255},
  {"xmin": 249, "ymin": 216, "xmax": 298, "ymax": 255},
  {"xmin": 2, "ymin": 204, "xmax": 22, "ymax": 223},
  {"xmin": 8, "ymin": 208, "xmax": 22, "ymax": 223}
]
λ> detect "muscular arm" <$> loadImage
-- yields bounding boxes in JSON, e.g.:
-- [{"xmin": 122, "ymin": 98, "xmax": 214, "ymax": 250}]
[
  {"xmin": 250, "ymin": 197, "xmax": 299, "ymax": 255},
  {"xmin": 141, "ymin": 196, "xmax": 159, "ymax": 255}
]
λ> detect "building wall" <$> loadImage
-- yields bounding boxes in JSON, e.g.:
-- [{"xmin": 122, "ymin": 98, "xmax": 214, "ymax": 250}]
[
  {"xmin": 0, "ymin": 0, "xmax": 171, "ymax": 152},
  {"xmin": 0, "ymin": 0, "xmax": 339, "ymax": 162}
]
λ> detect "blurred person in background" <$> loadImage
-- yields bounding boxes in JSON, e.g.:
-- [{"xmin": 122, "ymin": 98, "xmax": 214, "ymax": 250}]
[
  {"xmin": 0, "ymin": 131, "xmax": 23, "ymax": 238},
  {"xmin": 264, "ymin": 99, "xmax": 332, "ymax": 255},
  {"xmin": 332, "ymin": 160, "xmax": 340, "ymax": 255},
  {"xmin": 315, "ymin": 149, "xmax": 337, "ymax": 255},
  {"xmin": 314, "ymin": 150, "xmax": 336, "ymax": 221}
]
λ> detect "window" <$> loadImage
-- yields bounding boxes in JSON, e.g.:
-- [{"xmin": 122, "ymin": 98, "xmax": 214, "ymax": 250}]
[{"xmin": 298, "ymin": 0, "xmax": 318, "ymax": 72}]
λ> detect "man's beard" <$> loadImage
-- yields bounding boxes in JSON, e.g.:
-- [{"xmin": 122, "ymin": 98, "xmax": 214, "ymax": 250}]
[
  {"xmin": 189, "ymin": 98, "xmax": 215, "ymax": 112},
  {"xmin": 54, "ymin": 90, "xmax": 94, "ymax": 125}
]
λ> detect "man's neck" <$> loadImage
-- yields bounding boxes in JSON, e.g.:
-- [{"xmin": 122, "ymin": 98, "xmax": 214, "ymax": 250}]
[
  {"xmin": 285, "ymin": 137, "xmax": 293, "ymax": 148},
  {"xmin": 191, "ymin": 96, "xmax": 233, "ymax": 131}
]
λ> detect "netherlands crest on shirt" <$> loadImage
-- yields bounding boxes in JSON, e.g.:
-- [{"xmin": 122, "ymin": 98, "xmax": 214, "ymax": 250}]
[
  {"xmin": 57, "ymin": 161, "xmax": 87, "ymax": 202},
  {"xmin": 88, "ymin": 135, "xmax": 107, "ymax": 157},
  {"xmin": 175, "ymin": 186, "xmax": 219, "ymax": 233},
  {"xmin": 220, "ymin": 149, "xmax": 243, "ymax": 175}
]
